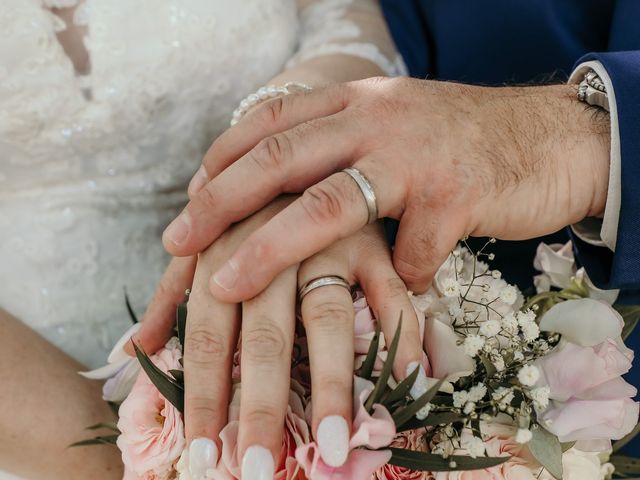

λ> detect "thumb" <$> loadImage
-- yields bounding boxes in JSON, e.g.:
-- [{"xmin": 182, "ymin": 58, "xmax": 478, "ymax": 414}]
[
  {"xmin": 124, "ymin": 255, "xmax": 197, "ymax": 356},
  {"xmin": 392, "ymin": 209, "xmax": 465, "ymax": 293}
]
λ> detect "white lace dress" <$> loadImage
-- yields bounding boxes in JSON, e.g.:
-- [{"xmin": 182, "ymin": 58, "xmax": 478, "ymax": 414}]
[{"xmin": 0, "ymin": 0, "xmax": 403, "ymax": 474}]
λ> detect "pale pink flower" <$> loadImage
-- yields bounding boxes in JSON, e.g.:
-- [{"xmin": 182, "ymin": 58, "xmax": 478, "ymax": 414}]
[
  {"xmin": 536, "ymin": 299, "xmax": 639, "ymax": 449},
  {"xmin": 433, "ymin": 422, "xmax": 538, "ymax": 480},
  {"xmin": 374, "ymin": 430, "xmax": 432, "ymax": 480},
  {"xmin": 117, "ymin": 341, "xmax": 185, "ymax": 479},
  {"xmin": 295, "ymin": 376, "xmax": 396, "ymax": 480},
  {"xmin": 213, "ymin": 381, "xmax": 310, "ymax": 479}
]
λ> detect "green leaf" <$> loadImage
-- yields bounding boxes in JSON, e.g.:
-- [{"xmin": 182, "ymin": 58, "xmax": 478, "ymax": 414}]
[
  {"xmin": 397, "ymin": 412, "xmax": 464, "ymax": 432},
  {"xmin": 169, "ymin": 369, "xmax": 184, "ymax": 383},
  {"xmin": 177, "ymin": 302, "xmax": 188, "ymax": 349},
  {"xmin": 359, "ymin": 320, "xmax": 381, "ymax": 381},
  {"xmin": 86, "ymin": 422, "xmax": 120, "ymax": 432},
  {"xmin": 107, "ymin": 401, "xmax": 120, "ymax": 417},
  {"xmin": 383, "ymin": 364, "xmax": 420, "ymax": 408},
  {"xmin": 388, "ymin": 448, "xmax": 509, "ymax": 471},
  {"xmin": 560, "ymin": 441, "xmax": 576, "ymax": 453},
  {"xmin": 392, "ymin": 379, "xmax": 444, "ymax": 429},
  {"xmin": 365, "ymin": 314, "xmax": 402, "ymax": 411},
  {"xmin": 124, "ymin": 290, "xmax": 138, "ymax": 324},
  {"xmin": 610, "ymin": 454, "xmax": 640, "ymax": 476},
  {"xmin": 134, "ymin": 343, "xmax": 184, "ymax": 412},
  {"xmin": 614, "ymin": 305, "xmax": 640, "ymax": 341},
  {"xmin": 480, "ymin": 355, "xmax": 496, "ymax": 378},
  {"xmin": 528, "ymin": 425, "xmax": 563, "ymax": 480},
  {"xmin": 69, "ymin": 435, "xmax": 119, "ymax": 448},
  {"xmin": 613, "ymin": 421, "xmax": 640, "ymax": 452}
]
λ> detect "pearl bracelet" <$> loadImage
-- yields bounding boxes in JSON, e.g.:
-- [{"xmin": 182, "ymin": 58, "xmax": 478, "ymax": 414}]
[{"xmin": 230, "ymin": 82, "xmax": 312, "ymax": 126}]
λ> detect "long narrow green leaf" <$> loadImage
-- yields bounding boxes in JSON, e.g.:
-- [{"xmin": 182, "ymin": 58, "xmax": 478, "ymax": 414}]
[
  {"xmin": 134, "ymin": 343, "xmax": 184, "ymax": 412},
  {"xmin": 124, "ymin": 290, "xmax": 138, "ymax": 324},
  {"xmin": 177, "ymin": 302, "xmax": 188, "ymax": 349},
  {"xmin": 397, "ymin": 412, "xmax": 464, "ymax": 432},
  {"xmin": 610, "ymin": 455, "xmax": 640, "ymax": 476},
  {"xmin": 169, "ymin": 369, "xmax": 184, "ymax": 384},
  {"xmin": 388, "ymin": 448, "xmax": 509, "ymax": 471},
  {"xmin": 392, "ymin": 379, "xmax": 444, "ymax": 429},
  {"xmin": 383, "ymin": 365, "xmax": 420, "ymax": 408},
  {"xmin": 69, "ymin": 435, "xmax": 119, "ymax": 448},
  {"xmin": 365, "ymin": 314, "xmax": 403, "ymax": 411},
  {"xmin": 86, "ymin": 422, "xmax": 120, "ymax": 432},
  {"xmin": 359, "ymin": 320, "xmax": 381, "ymax": 381}
]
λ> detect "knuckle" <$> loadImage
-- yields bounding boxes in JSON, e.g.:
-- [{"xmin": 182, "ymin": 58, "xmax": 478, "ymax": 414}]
[
  {"xmin": 244, "ymin": 405, "xmax": 282, "ymax": 429},
  {"xmin": 305, "ymin": 301, "xmax": 352, "ymax": 329},
  {"xmin": 393, "ymin": 254, "xmax": 429, "ymax": 287},
  {"xmin": 383, "ymin": 276, "xmax": 409, "ymax": 299},
  {"xmin": 242, "ymin": 320, "xmax": 287, "ymax": 362},
  {"xmin": 264, "ymin": 96, "xmax": 285, "ymax": 125},
  {"xmin": 301, "ymin": 181, "xmax": 345, "ymax": 225},
  {"xmin": 196, "ymin": 184, "xmax": 218, "ymax": 211},
  {"xmin": 251, "ymin": 134, "xmax": 291, "ymax": 172},
  {"xmin": 316, "ymin": 375, "xmax": 351, "ymax": 396},
  {"xmin": 187, "ymin": 397, "xmax": 217, "ymax": 419},
  {"xmin": 185, "ymin": 328, "xmax": 229, "ymax": 364}
]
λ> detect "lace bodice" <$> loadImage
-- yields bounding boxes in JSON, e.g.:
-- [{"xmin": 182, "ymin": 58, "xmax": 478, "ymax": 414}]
[{"xmin": 0, "ymin": 0, "xmax": 404, "ymax": 373}]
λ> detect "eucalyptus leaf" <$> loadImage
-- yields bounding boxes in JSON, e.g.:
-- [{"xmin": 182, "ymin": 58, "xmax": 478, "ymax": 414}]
[
  {"xmin": 614, "ymin": 305, "xmax": 640, "ymax": 341},
  {"xmin": 383, "ymin": 364, "xmax": 420, "ymax": 408},
  {"xmin": 365, "ymin": 314, "xmax": 402, "ymax": 411},
  {"xmin": 388, "ymin": 448, "xmax": 509, "ymax": 471},
  {"xmin": 69, "ymin": 435, "xmax": 119, "ymax": 448},
  {"xmin": 528, "ymin": 425, "xmax": 563, "ymax": 480},
  {"xmin": 134, "ymin": 343, "xmax": 184, "ymax": 412},
  {"xmin": 397, "ymin": 412, "xmax": 464, "ymax": 432},
  {"xmin": 560, "ymin": 441, "xmax": 576, "ymax": 453},
  {"xmin": 124, "ymin": 290, "xmax": 138, "ymax": 324},
  {"xmin": 177, "ymin": 302, "xmax": 188, "ymax": 349},
  {"xmin": 359, "ymin": 320, "xmax": 381, "ymax": 381},
  {"xmin": 392, "ymin": 379, "xmax": 444, "ymax": 429}
]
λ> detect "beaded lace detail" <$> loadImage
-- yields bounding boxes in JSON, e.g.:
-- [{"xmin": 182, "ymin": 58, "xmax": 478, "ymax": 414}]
[{"xmin": 0, "ymin": 0, "xmax": 403, "ymax": 374}]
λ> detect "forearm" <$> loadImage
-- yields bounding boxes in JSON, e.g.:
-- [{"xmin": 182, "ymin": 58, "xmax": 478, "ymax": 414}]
[
  {"xmin": 0, "ymin": 310, "xmax": 122, "ymax": 479},
  {"xmin": 267, "ymin": 53, "xmax": 386, "ymax": 87}
]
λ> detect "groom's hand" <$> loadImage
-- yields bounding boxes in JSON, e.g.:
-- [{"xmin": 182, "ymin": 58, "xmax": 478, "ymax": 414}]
[{"xmin": 163, "ymin": 77, "xmax": 610, "ymax": 302}]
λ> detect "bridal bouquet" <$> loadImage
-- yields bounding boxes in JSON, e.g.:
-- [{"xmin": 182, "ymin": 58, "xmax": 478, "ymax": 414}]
[{"xmin": 78, "ymin": 240, "xmax": 640, "ymax": 480}]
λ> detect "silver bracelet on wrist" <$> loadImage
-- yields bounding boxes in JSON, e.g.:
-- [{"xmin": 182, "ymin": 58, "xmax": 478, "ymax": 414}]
[{"xmin": 230, "ymin": 82, "xmax": 312, "ymax": 126}]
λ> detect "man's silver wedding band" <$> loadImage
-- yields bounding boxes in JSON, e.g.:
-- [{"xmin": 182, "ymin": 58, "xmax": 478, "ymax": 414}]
[
  {"xmin": 343, "ymin": 167, "xmax": 378, "ymax": 224},
  {"xmin": 298, "ymin": 275, "xmax": 351, "ymax": 302}
]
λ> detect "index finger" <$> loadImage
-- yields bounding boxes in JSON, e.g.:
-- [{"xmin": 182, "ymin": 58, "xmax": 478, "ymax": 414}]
[{"xmin": 188, "ymin": 84, "xmax": 351, "ymax": 198}]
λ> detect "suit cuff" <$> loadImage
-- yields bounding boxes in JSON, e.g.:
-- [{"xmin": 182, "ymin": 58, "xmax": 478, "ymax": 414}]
[{"xmin": 568, "ymin": 61, "xmax": 621, "ymax": 252}]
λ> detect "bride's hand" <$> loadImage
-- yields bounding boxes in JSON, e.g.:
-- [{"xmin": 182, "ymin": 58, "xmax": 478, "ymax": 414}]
[{"xmin": 134, "ymin": 196, "xmax": 425, "ymax": 478}]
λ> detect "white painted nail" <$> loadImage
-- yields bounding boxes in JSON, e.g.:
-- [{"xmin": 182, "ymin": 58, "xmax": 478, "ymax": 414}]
[
  {"xmin": 406, "ymin": 361, "xmax": 429, "ymax": 400},
  {"xmin": 317, "ymin": 415, "xmax": 349, "ymax": 467},
  {"xmin": 242, "ymin": 446, "xmax": 274, "ymax": 480},
  {"xmin": 189, "ymin": 438, "xmax": 218, "ymax": 479}
]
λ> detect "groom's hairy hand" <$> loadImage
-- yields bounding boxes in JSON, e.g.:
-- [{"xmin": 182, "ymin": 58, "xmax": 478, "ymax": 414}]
[{"xmin": 163, "ymin": 77, "xmax": 611, "ymax": 302}]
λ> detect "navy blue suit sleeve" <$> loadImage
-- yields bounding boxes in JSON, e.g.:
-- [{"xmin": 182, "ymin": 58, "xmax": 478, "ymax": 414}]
[{"xmin": 571, "ymin": 50, "xmax": 640, "ymax": 300}]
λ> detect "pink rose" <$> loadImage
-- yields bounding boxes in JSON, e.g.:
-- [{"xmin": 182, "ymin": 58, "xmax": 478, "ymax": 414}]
[
  {"xmin": 536, "ymin": 299, "xmax": 639, "ymax": 449},
  {"xmin": 295, "ymin": 376, "xmax": 396, "ymax": 480},
  {"xmin": 433, "ymin": 422, "xmax": 538, "ymax": 480},
  {"xmin": 375, "ymin": 430, "xmax": 432, "ymax": 480},
  {"xmin": 213, "ymin": 381, "xmax": 310, "ymax": 479},
  {"xmin": 117, "ymin": 341, "xmax": 185, "ymax": 479}
]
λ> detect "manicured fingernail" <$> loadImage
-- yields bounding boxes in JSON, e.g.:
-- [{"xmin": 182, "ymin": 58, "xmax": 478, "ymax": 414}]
[
  {"xmin": 165, "ymin": 211, "xmax": 191, "ymax": 246},
  {"xmin": 189, "ymin": 438, "xmax": 218, "ymax": 479},
  {"xmin": 317, "ymin": 415, "xmax": 349, "ymax": 467},
  {"xmin": 406, "ymin": 361, "xmax": 429, "ymax": 400},
  {"xmin": 189, "ymin": 165, "xmax": 208, "ymax": 194},
  {"xmin": 212, "ymin": 259, "xmax": 239, "ymax": 291},
  {"xmin": 242, "ymin": 446, "xmax": 274, "ymax": 480}
]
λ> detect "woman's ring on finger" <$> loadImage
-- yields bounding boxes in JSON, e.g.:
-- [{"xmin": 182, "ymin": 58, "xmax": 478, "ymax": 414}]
[{"xmin": 298, "ymin": 275, "xmax": 351, "ymax": 302}]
